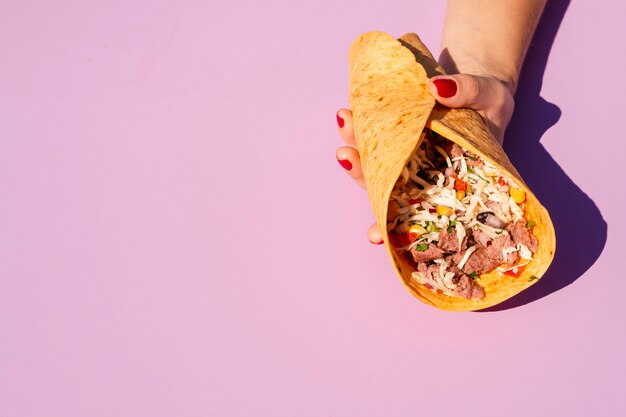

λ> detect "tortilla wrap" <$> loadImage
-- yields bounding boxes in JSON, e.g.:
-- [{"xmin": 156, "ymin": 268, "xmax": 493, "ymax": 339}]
[{"xmin": 348, "ymin": 31, "xmax": 556, "ymax": 311}]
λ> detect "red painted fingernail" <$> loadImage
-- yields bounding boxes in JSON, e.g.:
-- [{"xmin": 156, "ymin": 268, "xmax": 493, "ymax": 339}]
[
  {"xmin": 376, "ymin": 240, "xmax": 384, "ymax": 245},
  {"xmin": 337, "ymin": 158, "xmax": 352, "ymax": 171},
  {"xmin": 433, "ymin": 78, "xmax": 457, "ymax": 98},
  {"xmin": 336, "ymin": 112, "xmax": 345, "ymax": 128}
]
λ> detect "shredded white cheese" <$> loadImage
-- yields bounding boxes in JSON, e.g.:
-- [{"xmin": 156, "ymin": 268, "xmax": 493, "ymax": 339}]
[{"xmin": 457, "ymin": 245, "xmax": 478, "ymax": 270}]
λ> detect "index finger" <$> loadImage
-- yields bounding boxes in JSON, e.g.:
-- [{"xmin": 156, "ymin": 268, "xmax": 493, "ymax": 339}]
[{"xmin": 336, "ymin": 108, "xmax": 356, "ymax": 146}]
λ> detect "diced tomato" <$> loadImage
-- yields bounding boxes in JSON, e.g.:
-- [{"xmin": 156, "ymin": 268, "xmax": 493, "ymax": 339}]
[
  {"xmin": 497, "ymin": 176, "xmax": 508, "ymax": 186},
  {"xmin": 453, "ymin": 176, "xmax": 468, "ymax": 192},
  {"xmin": 389, "ymin": 232, "xmax": 419, "ymax": 248},
  {"xmin": 504, "ymin": 264, "xmax": 527, "ymax": 278},
  {"xmin": 408, "ymin": 198, "xmax": 424, "ymax": 205},
  {"xmin": 428, "ymin": 208, "xmax": 436, "ymax": 213}
]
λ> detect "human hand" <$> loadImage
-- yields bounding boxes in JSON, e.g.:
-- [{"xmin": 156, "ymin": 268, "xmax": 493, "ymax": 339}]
[{"xmin": 336, "ymin": 74, "xmax": 515, "ymax": 244}]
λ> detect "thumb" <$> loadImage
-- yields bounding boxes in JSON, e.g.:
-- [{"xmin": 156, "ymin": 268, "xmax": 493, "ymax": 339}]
[{"xmin": 427, "ymin": 74, "xmax": 514, "ymax": 143}]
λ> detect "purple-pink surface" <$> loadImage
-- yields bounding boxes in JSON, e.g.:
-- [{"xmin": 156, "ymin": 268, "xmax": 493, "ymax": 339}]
[{"xmin": 1, "ymin": 1, "xmax": 623, "ymax": 416}]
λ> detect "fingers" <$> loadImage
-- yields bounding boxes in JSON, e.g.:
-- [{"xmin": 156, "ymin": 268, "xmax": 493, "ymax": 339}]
[
  {"xmin": 367, "ymin": 223, "xmax": 384, "ymax": 245},
  {"xmin": 336, "ymin": 108, "xmax": 356, "ymax": 146},
  {"xmin": 336, "ymin": 146, "xmax": 365, "ymax": 189},
  {"xmin": 427, "ymin": 74, "xmax": 514, "ymax": 143},
  {"xmin": 336, "ymin": 108, "xmax": 365, "ymax": 188},
  {"xmin": 335, "ymin": 109, "xmax": 382, "ymax": 246}
]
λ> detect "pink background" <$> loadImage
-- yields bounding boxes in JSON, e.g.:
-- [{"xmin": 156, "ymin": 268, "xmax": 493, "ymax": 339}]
[{"xmin": 1, "ymin": 1, "xmax": 624, "ymax": 416}]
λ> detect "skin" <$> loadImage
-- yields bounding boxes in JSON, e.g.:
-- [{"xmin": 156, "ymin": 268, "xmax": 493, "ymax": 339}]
[{"xmin": 336, "ymin": 0, "xmax": 547, "ymax": 244}]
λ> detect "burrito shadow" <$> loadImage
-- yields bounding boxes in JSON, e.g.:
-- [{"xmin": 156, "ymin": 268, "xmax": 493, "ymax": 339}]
[{"xmin": 479, "ymin": 0, "xmax": 607, "ymax": 311}]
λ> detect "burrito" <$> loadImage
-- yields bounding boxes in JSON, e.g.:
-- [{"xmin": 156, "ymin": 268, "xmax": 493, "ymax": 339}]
[{"xmin": 348, "ymin": 31, "xmax": 556, "ymax": 311}]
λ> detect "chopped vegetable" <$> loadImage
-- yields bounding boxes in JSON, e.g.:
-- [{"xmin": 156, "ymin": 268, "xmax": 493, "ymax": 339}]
[
  {"xmin": 409, "ymin": 224, "xmax": 427, "ymax": 235},
  {"xmin": 436, "ymin": 205, "xmax": 454, "ymax": 217},
  {"xmin": 510, "ymin": 187, "xmax": 526, "ymax": 204},
  {"xmin": 456, "ymin": 190, "xmax": 465, "ymax": 200},
  {"xmin": 415, "ymin": 243, "xmax": 429, "ymax": 251},
  {"xmin": 468, "ymin": 272, "xmax": 478, "ymax": 280},
  {"xmin": 526, "ymin": 220, "xmax": 536, "ymax": 227},
  {"xmin": 497, "ymin": 176, "xmax": 508, "ymax": 186},
  {"xmin": 453, "ymin": 177, "xmax": 468, "ymax": 192},
  {"xmin": 504, "ymin": 264, "xmax": 527, "ymax": 278},
  {"xmin": 389, "ymin": 232, "xmax": 420, "ymax": 248}
]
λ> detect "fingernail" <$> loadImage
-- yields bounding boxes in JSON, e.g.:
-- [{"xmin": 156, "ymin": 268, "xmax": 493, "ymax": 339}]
[
  {"xmin": 433, "ymin": 78, "xmax": 457, "ymax": 98},
  {"xmin": 337, "ymin": 158, "xmax": 352, "ymax": 171},
  {"xmin": 336, "ymin": 112, "xmax": 345, "ymax": 128},
  {"xmin": 376, "ymin": 239, "xmax": 384, "ymax": 245}
]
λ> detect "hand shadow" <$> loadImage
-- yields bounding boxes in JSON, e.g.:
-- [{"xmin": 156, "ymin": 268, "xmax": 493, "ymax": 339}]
[{"xmin": 479, "ymin": 0, "xmax": 607, "ymax": 311}]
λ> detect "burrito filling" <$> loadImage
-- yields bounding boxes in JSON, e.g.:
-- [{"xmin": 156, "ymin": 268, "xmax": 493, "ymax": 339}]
[{"xmin": 387, "ymin": 129, "xmax": 538, "ymax": 300}]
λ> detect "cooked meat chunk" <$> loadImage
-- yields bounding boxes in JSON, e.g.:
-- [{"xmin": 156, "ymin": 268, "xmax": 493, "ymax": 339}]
[
  {"xmin": 484, "ymin": 235, "xmax": 519, "ymax": 265},
  {"xmin": 452, "ymin": 233, "xmax": 519, "ymax": 274},
  {"xmin": 453, "ymin": 248, "xmax": 501, "ymax": 275},
  {"xmin": 449, "ymin": 265, "xmax": 485, "ymax": 300},
  {"xmin": 444, "ymin": 142, "xmax": 463, "ymax": 158},
  {"xmin": 418, "ymin": 261, "xmax": 485, "ymax": 300},
  {"xmin": 451, "ymin": 273, "xmax": 473, "ymax": 299},
  {"xmin": 472, "ymin": 228, "xmax": 492, "ymax": 247},
  {"xmin": 410, "ymin": 243, "xmax": 444, "ymax": 263},
  {"xmin": 438, "ymin": 229, "xmax": 461, "ymax": 252},
  {"xmin": 507, "ymin": 220, "xmax": 538, "ymax": 252},
  {"xmin": 471, "ymin": 284, "xmax": 486, "ymax": 300}
]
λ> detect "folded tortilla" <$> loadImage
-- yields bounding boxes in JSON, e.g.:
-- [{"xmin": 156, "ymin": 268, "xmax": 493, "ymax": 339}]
[{"xmin": 348, "ymin": 31, "xmax": 556, "ymax": 311}]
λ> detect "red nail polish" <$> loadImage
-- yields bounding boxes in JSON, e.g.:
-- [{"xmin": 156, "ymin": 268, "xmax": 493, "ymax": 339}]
[
  {"xmin": 336, "ymin": 113, "xmax": 345, "ymax": 128},
  {"xmin": 337, "ymin": 158, "xmax": 352, "ymax": 171},
  {"xmin": 376, "ymin": 240, "xmax": 384, "ymax": 245},
  {"xmin": 433, "ymin": 78, "xmax": 457, "ymax": 98}
]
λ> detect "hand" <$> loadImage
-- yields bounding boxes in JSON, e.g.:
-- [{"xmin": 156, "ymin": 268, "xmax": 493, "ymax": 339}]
[{"xmin": 336, "ymin": 74, "xmax": 514, "ymax": 244}]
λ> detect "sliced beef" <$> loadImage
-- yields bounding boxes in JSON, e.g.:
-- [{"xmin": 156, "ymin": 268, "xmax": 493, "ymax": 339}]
[
  {"xmin": 453, "ymin": 248, "xmax": 501, "ymax": 275},
  {"xmin": 507, "ymin": 220, "xmax": 538, "ymax": 252},
  {"xmin": 484, "ymin": 235, "xmax": 519, "ymax": 265},
  {"xmin": 417, "ymin": 262, "xmax": 443, "ymax": 288},
  {"xmin": 449, "ymin": 265, "xmax": 485, "ymax": 300},
  {"xmin": 472, "ymin": 228, "xmax": 492, "ymax": 247},
  {"xmin": 444, "ymin": 142, "xmax": 463, "ymax": 158},
  {"xmin": 451, "ymin": 273, "xmax": 473, "ymax": 299},
  {"xmin": 418, "ymin": 258, "xmax": 485, "ymax": 300},
  {"xmin": 427, "ymin": 263, "xmax": 440, "ymax": 279},
  {"xmin": 471, "ymin": 284, "xmax": 486, "ymax": 300},
  {"xmin": 452, "ymin": 234, "xmax": 520, "ymax": 274},
  {"xmin": 465, "ymin": 249, "xmax": 502, "ymax": 274},
  {"xmin": 437, "ymin": 229, "xmax": 461, "ymax": 252},
  {"xmin": 410, "ymin": 243, "xmax": 444, "ymax": 263}
]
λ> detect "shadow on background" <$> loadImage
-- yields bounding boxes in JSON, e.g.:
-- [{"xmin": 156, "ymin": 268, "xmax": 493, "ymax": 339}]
[{"xmin": 481, "ymin": 0, "xmax": 607, "ymax": 311}]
